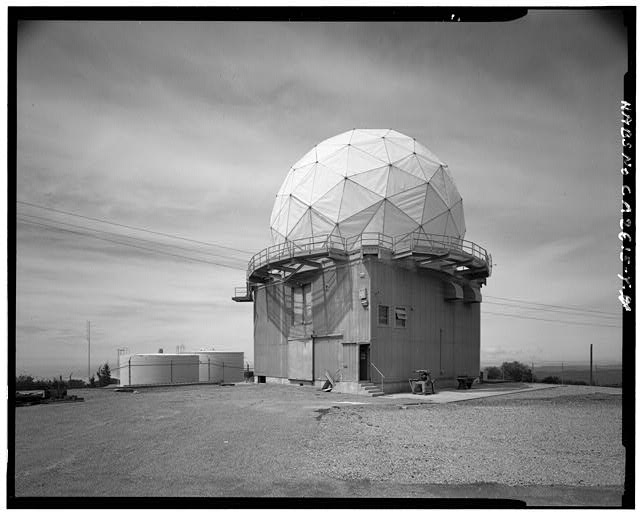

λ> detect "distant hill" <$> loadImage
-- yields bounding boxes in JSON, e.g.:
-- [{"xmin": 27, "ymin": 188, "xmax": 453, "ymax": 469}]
[
  {"xmin": 481, "ymin": 363, "xmax": 623, "ymax": 387},
  {"xmin": 532, "ymin": 364, "xmax": 622, "ymax": 387}
]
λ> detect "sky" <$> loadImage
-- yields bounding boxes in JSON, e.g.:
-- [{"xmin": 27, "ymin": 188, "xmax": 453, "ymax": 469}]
[{"xmin": 15, "ymin": 11, "xmax": 628, "ymax": 379}]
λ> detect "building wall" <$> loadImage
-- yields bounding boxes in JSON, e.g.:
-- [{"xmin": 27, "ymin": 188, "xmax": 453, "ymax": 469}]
[
  {"xmin": 253, "ymin": 258, "xmax": 370, "ymax": 381},
  {"xmin": 253, "ymin": 254, "xmax": 481, "ymax": 387},
  {"xmin": 367, "ymin": 258, "xmax": 481, "ymax": 386}
]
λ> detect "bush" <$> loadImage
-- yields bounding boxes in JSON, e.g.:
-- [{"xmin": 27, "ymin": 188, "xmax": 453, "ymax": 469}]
[
  {"xmin": 501, "ymin": 361, "xmax": 533, "ymax": 382},
  {"xmin": 540, "ymin": 376, "xmax": 561, "ymax": 384},
  {"xmin": 485, "ymin": 366, "xmax": 502, "ymax": 380},
  {"xmin": 96, "ymin": 363, "xmax": 112, "ymax": 387}
]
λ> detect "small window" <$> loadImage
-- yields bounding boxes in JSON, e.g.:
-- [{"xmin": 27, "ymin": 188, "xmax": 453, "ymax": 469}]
[
  {"xmin": 378, "ymin": 305, "xmax": 389, "ymax": 326},
  {"xmin": 395, "ymin": 307, "xmax": 407, "ymax": 328}
]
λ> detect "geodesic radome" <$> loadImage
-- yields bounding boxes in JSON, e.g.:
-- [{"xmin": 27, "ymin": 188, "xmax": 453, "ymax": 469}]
[{"xmin": 269, "ymin": 129, "xmax": 466, "ymax": 244}]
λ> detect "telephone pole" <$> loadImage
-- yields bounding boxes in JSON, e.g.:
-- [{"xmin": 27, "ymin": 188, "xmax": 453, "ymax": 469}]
[
  {"xmin": 87, "ymin": 320, "xmax": 91, "ymax": 383},
  {"xmin": 590, "ymin": 343, "xmax": 593, "ymax": 386}
]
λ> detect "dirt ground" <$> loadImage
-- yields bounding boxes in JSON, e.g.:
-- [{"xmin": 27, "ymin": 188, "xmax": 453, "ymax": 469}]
[{"xmin": 11, "ymin": 382, "xmax": 625, "ymax": 506}]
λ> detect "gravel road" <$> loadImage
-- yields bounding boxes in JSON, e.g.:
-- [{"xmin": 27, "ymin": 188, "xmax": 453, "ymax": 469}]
[{"xmin": 12, "ymin": 383, "xmax": 624, "ymax": 505}]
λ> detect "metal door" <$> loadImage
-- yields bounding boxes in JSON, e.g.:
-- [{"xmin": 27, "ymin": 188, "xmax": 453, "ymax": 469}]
[{"xmin": 359, "ymin": 344, "xmax": 370, "ymax": 381}]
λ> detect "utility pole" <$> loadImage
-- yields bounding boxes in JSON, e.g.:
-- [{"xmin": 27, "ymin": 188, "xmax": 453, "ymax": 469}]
[
  {"xmin": 86, "ymin": 320, "xmax": 91, "ymax": 383},
  {"xmin": 561, "ymin": 362, "xmax": 564, "ymax": 385},
  {"xmin": 590, "ymin": 344, "xmax": 593, "ymax": 386}
]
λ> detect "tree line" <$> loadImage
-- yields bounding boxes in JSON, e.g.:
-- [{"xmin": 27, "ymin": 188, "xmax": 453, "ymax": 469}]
[
  {"xmin": 485, "ymin": 360, "xmax": 591, "ymax": 385},
  {"xmin": 16, "ymin": 363, "xmax": 114, "ymax": 390}
]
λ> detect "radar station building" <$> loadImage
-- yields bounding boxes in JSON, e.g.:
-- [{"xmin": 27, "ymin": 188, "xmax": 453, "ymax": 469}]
[{"xmin": 233, "ymin": 129, "xmax": 491, "ymax": 395}]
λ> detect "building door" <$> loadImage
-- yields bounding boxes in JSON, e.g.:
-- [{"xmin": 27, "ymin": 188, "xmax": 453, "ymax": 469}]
[{"xmin": 359, "ymin": 344, "xmax": 370, "ymax": 381}]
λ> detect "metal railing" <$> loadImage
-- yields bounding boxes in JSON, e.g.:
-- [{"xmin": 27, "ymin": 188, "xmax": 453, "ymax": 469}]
[
  {"xmin": 233, "ymin": 286, "xmax": 248, "ymax": 297},
  {"xmin": 246, "ymin": 228, "xmax": 491, "ymax": 279},
  {"xmin": 370, "ymin": 362, "xmax": 385, "ymax": 393},
  {"xmin": 247, "ymin": 233, "xmax": 346, "ymax": 277},
  {"xmin": 345, "ymin": 232, "xmax": 394, "ymax": 251}
]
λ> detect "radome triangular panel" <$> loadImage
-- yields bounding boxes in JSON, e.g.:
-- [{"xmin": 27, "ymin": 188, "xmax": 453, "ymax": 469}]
[
  {"xmin": 310, "ymin": 163, "xmax": 344, "ymax": 203},
  {"xmin": 312, "ymin": 180, "xmax": 346, "ymax": 222},
  {"xmin": 349, "ymin": 165, "xmax": 390, "ymax": 197},
  {"xmin": 449, "ymin": 200, "xmax": 466, "ymax": 238},
  {"xmin": 363, "ymin": 202, "xmax": 385, "ymax": 234},
  {"xmin": 271, "ymin": 200, "xmax": 289, "ymax": 239},
  {"xmin": 382, "ymin": 200, "xmax": 420, "ymax": 236},
  {"xmin": 416, "ymin": 155, "xmax": 442, "ymax": 181},
  {"xmin": 384, "ymin": 138, "xmax": 413, "ymax": 163},
  {"xmin": 349, "ymin": 130, "xmax": 383, "ymax": 146},
  {"xmin": 421, "ymin": 184, "xmax": 449, "ymax": 224},
  {"xmin": 314, "ymin": 142, "xmax": 342, "ymax": 163},
  {"xmin": 414, "ymin": 141, "xmax": 444, "ymax": 165},
  {"xmin": 442, "ymin": 211, "xmax": 460, "ymax": 237},
  {"xmin": 386, "ymin": 133, "xmax": 415, "ymax": 153},
  {"xmin": 346, "ymin": 145, "xmax": 388, "ymax": 176},
  {"xmin": 322, "ymin": 146, "xmax": 350, "ymax": 176},
  {"xmin": 388, "ymin": 184, "xmax": 428, "ymax": 224},
  {"xmin": 271, "ymin": 227, "xmax": 286, "ymax": 244},
  {"xmin": 422, "ymin": 210, "xmax": 449, "ymax": 235},
  {"xmin": 270, "ymin": 194, "xmax": 285, "ymax": 227},
  {"xmin": 393, "ymin": 154, "xmax": 428, "ymax": 180},
  {"xmin": 288, "ymin": 209, "xmax": 312, "ymax": 240},
  {"xmin": 289, "ymin": 163, "xmax": 316, "ymax": 203},
  {"xmin": 355, "ymin": 140, "xmax": 391, "ymax": 164},
  {"xmin": 286, "ymin": 196, "xmax": 309, "ymax": 236},
  {"xmin": 309, "ymin": 208, "xmax": 336, "ymax": 237},
  {"xmin": 427, "ymin": 167, "xmax": 450, "ymax": 205},
  {"xmin": 338, "ymin": 179, "xmax": 385, "ymax": 222},
  {"xmin": 442, "ymin": 167, "xmax": 462, "ymax": 206},
  {"xmin": 386, "ymin": 166, "xmax": 426, "ymax": 196},
  {"xmin": 338, "ymin": 201, "xmax": 384, "ymax": 238}
]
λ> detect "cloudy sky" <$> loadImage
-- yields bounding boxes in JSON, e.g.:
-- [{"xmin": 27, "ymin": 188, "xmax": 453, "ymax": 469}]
[{"xmin": 16, "ymin": 11, "xmax": 627, "ymax": 379}]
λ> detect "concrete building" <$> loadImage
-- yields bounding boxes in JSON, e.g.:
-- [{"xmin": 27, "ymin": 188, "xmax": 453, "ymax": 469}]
[{"xmin": 234, "ymin": 129, "xmax": 491, "ymax": 395}]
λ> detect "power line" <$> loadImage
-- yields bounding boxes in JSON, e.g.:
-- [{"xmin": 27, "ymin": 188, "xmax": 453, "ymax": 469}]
[
  {"xmin": 18, "ymin": 218, "xmax": 247, "ymax": 271},
  {"xmin": 17, "ymin": 200, "xmax": 257, "ymax": 256},
  {"xmin": 18, "ymin": 212, "xmax": 248, "ymax": 265},
  {"xmin": 483, "ymin": 300, "xmax": 619, "ymax": 320},
  {"xmin": 482, "ymin": 310, "xmax": 621, "ymax": 329},
  {"xmin": 245, "ymin": 262, "xmax": 622, "ymax": 329},
  {"xmin": 484, "ymin": 294, "xmax": 618, "ymax": 317}
]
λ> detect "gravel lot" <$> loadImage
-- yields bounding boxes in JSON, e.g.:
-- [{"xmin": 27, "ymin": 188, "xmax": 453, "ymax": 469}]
[{"xmin": 12, "ymin": 383, "xmax": 624, "ymax": 506}]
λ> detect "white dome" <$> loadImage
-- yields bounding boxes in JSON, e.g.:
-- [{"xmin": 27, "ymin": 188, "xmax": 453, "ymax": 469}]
[{"xmin": 270, "ymin": 129, "xmax": 465, "ymax": 244}]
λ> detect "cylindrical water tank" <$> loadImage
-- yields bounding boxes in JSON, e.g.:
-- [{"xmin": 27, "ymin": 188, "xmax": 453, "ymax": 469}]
[
  {"xmin": 195, "ymin": 351, "xmax": 245, "ymax": 383},
  {"xmin": 120, "ymin": 353, "xmax": 199, "ymax": 386}
]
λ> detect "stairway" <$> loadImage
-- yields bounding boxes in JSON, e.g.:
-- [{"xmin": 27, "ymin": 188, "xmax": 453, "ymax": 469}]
[{"xmin": 359, "ymin": 381, "xmax": 384, "ymax": 397}]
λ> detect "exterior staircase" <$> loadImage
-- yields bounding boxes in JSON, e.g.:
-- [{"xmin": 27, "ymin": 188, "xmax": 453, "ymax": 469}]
[{"xmin": 359, "ymin": 381, "xmax": 384, "ymax": 397}]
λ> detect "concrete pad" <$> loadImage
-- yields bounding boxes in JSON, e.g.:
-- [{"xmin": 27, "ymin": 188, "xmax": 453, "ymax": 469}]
[{"xmin": 381, "ymin": 383, "xmax": 561, "ymax": 404}]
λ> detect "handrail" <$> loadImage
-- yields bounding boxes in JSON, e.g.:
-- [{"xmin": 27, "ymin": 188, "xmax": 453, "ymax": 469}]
[
  {"xmin": 233, "ymin": 286, "xmax": 248, "ymax": 297},
  {"xmin": 246, "ymin": 228, "xmax": 492, "ymax": 280},
  {"xmin": 370, "ymin": 361, "xmax": 385, "ymax": 394}
]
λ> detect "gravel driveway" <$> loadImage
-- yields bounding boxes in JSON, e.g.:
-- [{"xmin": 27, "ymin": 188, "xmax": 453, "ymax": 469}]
[{"xmin": 12, "ymin": 383, "xmax": 624, "ymax": 506}]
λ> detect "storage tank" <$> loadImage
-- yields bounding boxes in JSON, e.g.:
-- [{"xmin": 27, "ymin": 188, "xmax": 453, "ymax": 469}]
[
  {"xmin": 195, "ymin": 351, "xmax": 245, "ymax": 383},
  {"xmin": 119, "ymin": 353, "xmax": 200, "ymax": 386}
]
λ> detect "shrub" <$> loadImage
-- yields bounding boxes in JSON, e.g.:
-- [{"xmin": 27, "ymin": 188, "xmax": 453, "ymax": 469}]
[
  {"xmin": 540, "ymin": 376, "xmax": 561, "ymax": 384},
  {"xmin": 501, "ymin": 361, "xmax": 533, "ymax": 382},
  {"xmin": 485, "ymin": 366, "xmax": 502, "ymax": 380},
  {"xmin": 96, "ymin": 363, "xmax": 112, "ymax": 387}
]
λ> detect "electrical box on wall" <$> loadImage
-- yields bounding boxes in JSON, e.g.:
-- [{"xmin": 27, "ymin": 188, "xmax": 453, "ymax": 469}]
[{"xmin": 359, "ymin": 288, "xmax": 369, "ymax": 308}]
